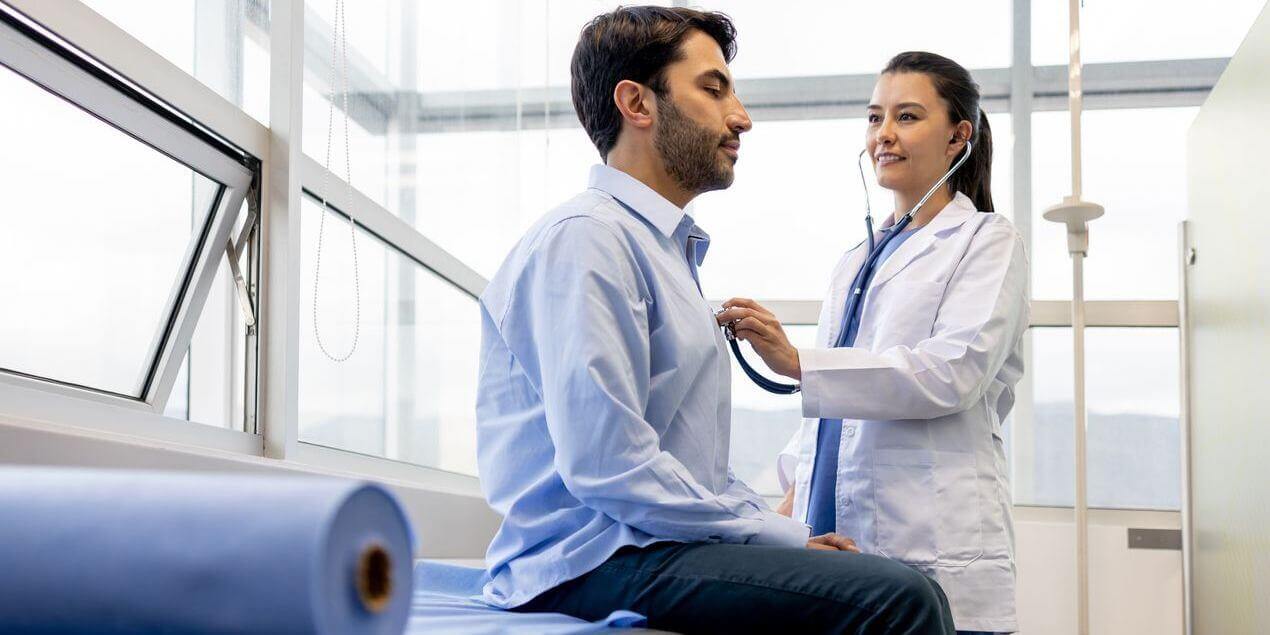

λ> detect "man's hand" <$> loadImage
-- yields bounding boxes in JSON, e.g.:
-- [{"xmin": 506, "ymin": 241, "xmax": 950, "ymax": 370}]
[
  {"xmin": 776, "ymin": 486, "xmax": 795, "ymax": 517},
  {"xmin": 806, "ymin": 533, "xmax": 861, "ymax": 553},
  {"xmin": 715, "ymin": 298, "xmax": 801, "ymax": 380}
]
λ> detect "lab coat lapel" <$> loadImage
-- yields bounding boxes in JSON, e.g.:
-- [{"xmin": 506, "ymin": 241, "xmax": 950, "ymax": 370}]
[
  {"xmin": 869, "ymin": 193, "xmax": 977, "ymax": 288},
  {"xmin": 823, "ymin": 243, "xmax": 869, "ymax": 347}
]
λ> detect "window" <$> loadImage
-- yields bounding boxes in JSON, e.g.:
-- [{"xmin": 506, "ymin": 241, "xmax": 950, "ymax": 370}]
[
  {"xmin": 1031, "ymin": 0, "xmax": 1266, "ymax": 66},
  {"xmin": 1007, "ymin": 328, "xmax": 1181, "ymax": 510},
  {"xmin": 0, "ymin": 0, "xmax": 1238, "ymax": 512},
  {"xmin": 728, "ymin": 325, "xmax": 818, "ymax": 496},
  {"xmin": 163, "ymin": 204, "xmax": 259, "ymax": 431},
  {"xmin": 0, "ymin": 6, "xmax": 255, "ymax": 413},
  {"xmin": 297, "ymin": 196, "xmax": 480, "ymax": 475},
  {"xmin": 82, "ymin": 0, "xmax": 270, "ymax": 124},
  {"xmin": 695, "ymin": 114, "xmax": 1013, "ymax": 301},
  {"xmin": 299, "ymin": 1, "xmax": 636, "ymax": 281},
  {"xmin": 708, "ymin": 0, "xmax": 1012, "ymax": 79},
  {"xmin": 1031, "ymin": 107, "xmax": 1196, "ymax": 300}
]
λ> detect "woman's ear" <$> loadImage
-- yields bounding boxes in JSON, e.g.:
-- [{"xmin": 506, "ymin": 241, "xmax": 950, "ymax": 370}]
[
  {"xmin": 948, "ymin": 120, "xmax": 974, "ymax": 157},
  {"xmin": 613, "ymin": 79, "xmax": 654, "ymax": 131}
]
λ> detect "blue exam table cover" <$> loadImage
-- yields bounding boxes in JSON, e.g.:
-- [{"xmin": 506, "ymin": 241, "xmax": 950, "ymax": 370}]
[{"xmin": 408, "ymin": 560, "xmax": 646, "ymax": 633}]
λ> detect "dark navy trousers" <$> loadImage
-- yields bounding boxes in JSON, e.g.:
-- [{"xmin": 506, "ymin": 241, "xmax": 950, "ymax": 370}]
[{"xmin": 513, "ymin": 541, "xmax": 955, "ymax": 634}]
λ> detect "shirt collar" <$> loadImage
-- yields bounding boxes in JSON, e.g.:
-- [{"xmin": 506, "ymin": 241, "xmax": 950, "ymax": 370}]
[{"xmin": 588, "ymin": 164, "xmax": 689, "ymax": 239}]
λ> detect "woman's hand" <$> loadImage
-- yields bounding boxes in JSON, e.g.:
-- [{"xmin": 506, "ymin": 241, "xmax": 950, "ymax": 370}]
[
  {"xmin": 806, "ymin": 533, "xmax": 861, "ymax": 553},
  {"xmin": 715, "ymin": 298, "xmax": 801, "ymax": 380}
]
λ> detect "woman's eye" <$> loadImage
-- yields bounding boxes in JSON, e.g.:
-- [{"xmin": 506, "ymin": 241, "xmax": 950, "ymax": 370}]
[
  {"xmin": 899, "ymin": 113, "xmax": 917, "ymax": 121},
  {"xmin": 867, "ymin": 114, "xmax": 881, "ymax": 123},
  {"xmin": 706, "ymin": 86, "xmax": 721, "ymax": 97}
]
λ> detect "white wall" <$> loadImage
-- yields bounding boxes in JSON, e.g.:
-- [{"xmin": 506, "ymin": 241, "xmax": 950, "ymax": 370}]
[
  {"xmin": 1015, "ymin": 508, "xmax": 1182, "ymax": 634},
  {"xmin": 1186, "ymin": 2, "xmax": 1270, "ymax": 633}
]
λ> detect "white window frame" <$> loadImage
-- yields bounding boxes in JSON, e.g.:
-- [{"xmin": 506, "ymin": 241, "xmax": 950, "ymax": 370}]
[
  {"xmin": 0, "ymin": 3, "xmax": 253, "ymax": 414},
  {"xmin": 0, "ymin": 0, "xmax": 491, "ymax": 505}
]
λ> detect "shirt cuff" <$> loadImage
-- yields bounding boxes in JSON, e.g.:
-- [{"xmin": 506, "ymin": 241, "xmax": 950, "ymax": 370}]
[{"xmin": 747, "ymin": 510, "xmax": 811, "ymax": 547}]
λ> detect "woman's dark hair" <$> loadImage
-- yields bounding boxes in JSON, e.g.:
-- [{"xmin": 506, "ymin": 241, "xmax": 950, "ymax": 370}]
[
  {"xmin": 570, "ymin": 6, "xmax": 737, "ymax": 160},
  {"xmin": 882, "ymin": 51, "xmax": 995, "ymax": 213}
]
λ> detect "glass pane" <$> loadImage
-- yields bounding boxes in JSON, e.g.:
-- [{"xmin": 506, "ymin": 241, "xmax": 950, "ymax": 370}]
[
  {"xmin": 301, "ymin": 81, "xmax": 390, "ymax": 208},
  {"xmin": 728, "ymin": 325, "xmax": 817, "ymax": 497},
  {"xmin": 1031, "ymin": 107, "xmax": 1194, "ymax": 300},
  {"xmin": 300, "ymin": 1, "xmax": 635, "ymax": 265},
  {"xmin": 410, "ymin": 126, "xmax": 597, "ymax": 281},
  {"xmin": 298, "ymin": 197, "xmax": 480, "ymax": 475},
  {"xmin": 0, "ymin": 63, "xmax": 221, "ymax": 398},
  {"xmin": 83, "ymin": 0, "xmax": 270, "ymax": 124},
  {"xmin": 697, "ymin": 113, "xmax": 1012, "ymax": 301},
  {"xmin": 302, "ymin": 0, "xmax": 1013, "ymax": 287},
  {"xmin": 1009, "ymin": 327, "xmax": 1181, "ymax": 510},
  {"xmin": 1032, "ymin": 0, "xmax": 1266, "ymax": 66},
  {"xmin": 702, "ymin": 0, "xmax": 1012, "ymax": 79}
]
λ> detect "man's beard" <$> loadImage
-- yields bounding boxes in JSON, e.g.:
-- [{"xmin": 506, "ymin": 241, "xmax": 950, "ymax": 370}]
[{"xmin": 653, "ymin": 97, "xmax": 736, "ymax": 195}]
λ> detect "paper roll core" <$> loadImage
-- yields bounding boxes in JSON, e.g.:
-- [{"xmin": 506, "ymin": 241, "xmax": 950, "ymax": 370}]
[{"xmin": 356, "ymin": 543, "xmax": 392, "ymax": 613}]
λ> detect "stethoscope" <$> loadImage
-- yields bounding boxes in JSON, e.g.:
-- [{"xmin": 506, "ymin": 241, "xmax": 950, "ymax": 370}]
[{"xmin": 719, "ymin": 140, "xmax": 974, "ymax": 395}]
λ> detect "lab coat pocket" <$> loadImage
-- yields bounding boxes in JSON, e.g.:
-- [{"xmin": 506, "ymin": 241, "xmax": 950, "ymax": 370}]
[
  {"xmin": 933, "ymin": 451, "xmax": 984, "ymax": 566},
  {"xmin": 873, "ymin": 449, "xmax": 938, "ymax": 566}
]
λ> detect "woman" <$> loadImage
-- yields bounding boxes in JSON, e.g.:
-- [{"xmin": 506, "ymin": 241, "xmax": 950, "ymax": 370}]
[{"xmin": 716, "ymin": 52, "xmax": 1028, "ymax": 634}]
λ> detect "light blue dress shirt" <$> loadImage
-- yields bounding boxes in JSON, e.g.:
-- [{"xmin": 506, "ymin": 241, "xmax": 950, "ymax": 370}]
[{"xmin": 476, "ymin": 164, "xmax": 811, "ymax": 608}]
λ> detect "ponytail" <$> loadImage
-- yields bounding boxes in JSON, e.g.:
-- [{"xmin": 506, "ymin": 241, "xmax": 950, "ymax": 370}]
[
  {"xmin": 882, "ymin": 52, "xmax": 995, "ymax": 213},
  {"xmin": 950, "ymin": 107, "xmax": 994, "ymax": 213}
]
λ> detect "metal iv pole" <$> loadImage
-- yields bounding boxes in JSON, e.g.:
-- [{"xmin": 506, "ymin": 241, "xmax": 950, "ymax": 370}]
[{"xmin": 1043, "ymin": 0, "xmax": 1103, "ymax": 633}]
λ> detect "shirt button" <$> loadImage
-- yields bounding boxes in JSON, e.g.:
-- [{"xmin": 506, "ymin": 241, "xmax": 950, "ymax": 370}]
[{"xmin": 845, "ymin": 426, "xmax": 856, "ymax": 437}]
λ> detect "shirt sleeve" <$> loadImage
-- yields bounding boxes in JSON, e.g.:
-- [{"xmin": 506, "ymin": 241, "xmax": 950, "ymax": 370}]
[
  {"xmin": 721, "ymin": 468, "xmax": 809, "ymax": 545},
  {"xmin": 496, "ymin": 218, "xmax": 808, "ymax": 548},
  {"xmin": 799, "ymin": 225, "xmax": 1029, "ymax": 421}
]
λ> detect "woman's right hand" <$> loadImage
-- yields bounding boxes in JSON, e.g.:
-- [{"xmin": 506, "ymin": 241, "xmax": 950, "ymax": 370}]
[{"xmin": 715, "ymin": 298, "xmax": 802, "ymax": 380}]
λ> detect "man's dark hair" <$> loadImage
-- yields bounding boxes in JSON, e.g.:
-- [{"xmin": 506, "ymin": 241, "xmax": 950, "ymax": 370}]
[{"xmin": 570, "ymin": 6, "xmax": 737, "ymax": 160}]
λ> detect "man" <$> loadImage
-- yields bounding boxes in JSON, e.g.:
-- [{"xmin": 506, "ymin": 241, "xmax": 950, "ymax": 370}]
[{"xmin": 476, "ymin": 7, "xmax": 955, "ymax": 633}]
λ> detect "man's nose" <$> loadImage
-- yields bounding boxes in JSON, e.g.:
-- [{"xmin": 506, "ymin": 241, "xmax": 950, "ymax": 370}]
[{"xmin": 727, "ymin": 96, "xmax": 752, "ymax": 134}]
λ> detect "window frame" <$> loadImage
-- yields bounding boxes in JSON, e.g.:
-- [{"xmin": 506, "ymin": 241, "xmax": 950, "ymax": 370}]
[{"xmin": 0, "ymin": 4, "xmax": 255, "ymax": 413}]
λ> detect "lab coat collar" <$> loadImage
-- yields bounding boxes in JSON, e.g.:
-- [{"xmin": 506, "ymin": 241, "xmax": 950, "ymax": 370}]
[
  {"xmin": 588, "ymin": 164, "xmax": 688, "ymax": 239},
  {"xmin": 918, "ymin": 191, "xmax": 978, "ymax": 236},
  {"xmin": 868, "ymin": 191, "xmax": 979, "ymax": 288},
  {"xmin": 876, "ymin": 191, "xmax": 977, "ymax": 236}
]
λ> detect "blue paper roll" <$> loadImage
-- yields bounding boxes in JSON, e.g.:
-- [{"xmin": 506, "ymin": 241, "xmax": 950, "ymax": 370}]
[{"xmin": 0, "ymin": 467, "xmax": 415, "ymax": 634}]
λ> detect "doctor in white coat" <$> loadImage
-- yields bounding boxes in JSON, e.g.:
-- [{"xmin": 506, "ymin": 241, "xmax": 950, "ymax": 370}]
[{"xmin": 716, "ymin": 52, "xmax": 1029, "ymax": 634}]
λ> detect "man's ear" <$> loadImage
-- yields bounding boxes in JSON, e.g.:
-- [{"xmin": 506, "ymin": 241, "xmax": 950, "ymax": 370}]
[{"xmin": 613, "ymin": 79, "xmax": 655, "ymax": 131}]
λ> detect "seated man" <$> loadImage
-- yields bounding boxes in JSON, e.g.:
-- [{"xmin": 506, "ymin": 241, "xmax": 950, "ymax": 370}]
[{"xmin": 475, "ymin": 6, "xmax": 954, "ymax": 633}]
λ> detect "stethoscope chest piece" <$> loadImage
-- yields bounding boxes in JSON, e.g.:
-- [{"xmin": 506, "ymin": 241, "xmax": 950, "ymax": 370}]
[{"xmin": 714, "ymin": 308, "xmax": 800, "ymax": 395}]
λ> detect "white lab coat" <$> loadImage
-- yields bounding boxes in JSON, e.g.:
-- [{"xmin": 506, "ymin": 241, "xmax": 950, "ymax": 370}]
[{"xmin": 777, "ymin": 192, "xmax": 1028, "ymax": 633}]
